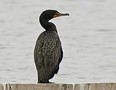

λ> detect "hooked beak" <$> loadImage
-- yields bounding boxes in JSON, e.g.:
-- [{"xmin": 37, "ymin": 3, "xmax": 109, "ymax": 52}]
[{"xmin": 53, "ymin": 11, "xmax": 69, "ymax": 18}]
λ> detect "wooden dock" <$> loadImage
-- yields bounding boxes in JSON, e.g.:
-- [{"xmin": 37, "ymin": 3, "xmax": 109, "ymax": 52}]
[{"xmin": 0, "ymin": 83, "xmax": 116, "ymax": 90}]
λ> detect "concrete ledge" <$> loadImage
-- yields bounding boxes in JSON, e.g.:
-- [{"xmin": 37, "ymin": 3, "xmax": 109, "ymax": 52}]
[{"xmin": 0, "ymin": 83, "xmax": 116, "ymax": 90}]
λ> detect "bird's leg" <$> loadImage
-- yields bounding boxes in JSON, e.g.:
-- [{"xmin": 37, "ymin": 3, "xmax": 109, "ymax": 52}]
[{"xmin": 38, "ymin": 80, "xmax": 49, "ymax": 83}]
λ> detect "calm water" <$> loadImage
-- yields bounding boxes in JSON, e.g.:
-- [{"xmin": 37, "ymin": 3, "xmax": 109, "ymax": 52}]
[{"xmin": 0, "ymin": 0, "xmax": 116, "ymax": 83}]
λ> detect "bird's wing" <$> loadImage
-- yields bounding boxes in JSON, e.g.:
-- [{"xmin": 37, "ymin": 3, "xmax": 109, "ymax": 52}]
[
  {"xmin": 34, "ymin": 31, "xmax": 62, "ymax": 81},
  {"xmin": 34, "ymin": 37, "xmax": 43, "ymax": 69}
]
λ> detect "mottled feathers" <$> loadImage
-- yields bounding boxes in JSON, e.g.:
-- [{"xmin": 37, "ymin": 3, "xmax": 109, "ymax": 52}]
[{"xmin": 34, "ymin": 31, "xmax": 63, "ymax": 83}]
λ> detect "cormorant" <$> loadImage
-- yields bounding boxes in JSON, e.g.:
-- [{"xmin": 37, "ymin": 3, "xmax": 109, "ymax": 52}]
[{"xmin": 34, "ymin": 10, "xmax": 69, "ymax": 83}]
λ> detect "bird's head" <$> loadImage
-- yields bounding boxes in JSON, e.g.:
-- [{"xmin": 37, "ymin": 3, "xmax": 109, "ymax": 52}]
[{"xmin": 40, "ymin": 10, "xmax": 69, "ymax": 21}]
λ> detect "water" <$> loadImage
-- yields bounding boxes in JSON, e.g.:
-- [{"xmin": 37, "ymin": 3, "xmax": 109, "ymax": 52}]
[{"xmin": 0, "ymin": 0, "xmax": 116, "ymax": 83}]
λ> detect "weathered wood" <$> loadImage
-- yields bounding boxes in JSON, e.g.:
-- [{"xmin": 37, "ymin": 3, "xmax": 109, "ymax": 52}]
[
  {"xmin": 0, "ymin": 83, "xmax": 116, "ymax": 90},
  {"xmin": 8, "ymin": 84, "xmax": 61, "ymax": 90},
  {"xmin": 0, "ymin": 84, "xmax": 3, "ymax": 90},
  {"xmin": 74, "ymin": 84, "xmax": 80, "ymax": 90},
  {"xmin": 74, "ymin": 84, "xmax": 89, "ymax": 90},
  {"xmin": 88, "ymin": 83, "xmax": 116, "ymax": 90},
  {"xmin": 61, "ymin": 84, "xmax": 73, "ymax": 90}
]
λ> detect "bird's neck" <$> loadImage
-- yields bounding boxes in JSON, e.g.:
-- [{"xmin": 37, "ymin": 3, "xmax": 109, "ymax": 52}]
[{"xmin": 40, "ymin": 19, "xmax": 57, "ymax": 32}]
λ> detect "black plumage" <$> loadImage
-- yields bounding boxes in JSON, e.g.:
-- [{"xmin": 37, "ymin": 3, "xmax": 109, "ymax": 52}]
[{"xmin": 34, "ymin": 10, "xmax": 69, "ymax": 83}]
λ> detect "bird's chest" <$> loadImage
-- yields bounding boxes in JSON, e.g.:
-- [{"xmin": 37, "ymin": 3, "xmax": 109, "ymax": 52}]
[{"xmin": 39, "ymin": 32, "xmax": 60, "ymax": 52}]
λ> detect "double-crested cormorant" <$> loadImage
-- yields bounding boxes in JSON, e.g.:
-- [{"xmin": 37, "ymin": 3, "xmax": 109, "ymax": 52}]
[{"xmin": 34, "ymin": 10, "xmax": 69, "ymax": 83}]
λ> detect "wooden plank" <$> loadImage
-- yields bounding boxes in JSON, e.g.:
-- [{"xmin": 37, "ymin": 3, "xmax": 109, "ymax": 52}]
[
  {"xmin": 8, "ymin": 84, "xmax": 61, "ymax": 90},
  {"xmin": 84, "ymin": 84, "xmax": 89, "ymax": 90},
  {"xmin": 74, "ymin": 84, "xmax": 80, "ymax": 90},
  {"xmin": 74, "ymin": 84, "xmax": 89, "ymax": 90},
  {"xmin": 61, "ymin": 84, "xmax": 73, "ymax": 90},
  {"xmin": 0, "ymin": 84, "xmax": 3, "ymax": 90},
  {"xmin": 111, "ymin": 83, "xmax": 116, "ymax": 90},
  {"xmin": 1, "ymin": 83, "xmax": 116, "ymax": 90},
  {"xmin": 88, "ymin": 83, "xmax": 116, "ymax": 90}
]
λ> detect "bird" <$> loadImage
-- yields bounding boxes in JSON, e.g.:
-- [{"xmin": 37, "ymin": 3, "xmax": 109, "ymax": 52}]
[{"xmin": 34, "ymin": 10, "xmax": 69, "ymax": 83}]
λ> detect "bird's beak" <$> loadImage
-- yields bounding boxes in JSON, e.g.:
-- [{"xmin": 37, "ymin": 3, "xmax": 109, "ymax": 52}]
[{"xmin": 53, "ymin": 12, "xmax": 69, "ymax": 18}]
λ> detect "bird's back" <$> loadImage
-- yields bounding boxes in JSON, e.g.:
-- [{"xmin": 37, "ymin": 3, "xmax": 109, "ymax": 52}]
[{"xmin": 34, "ymin": 30, "xmax": 63, "ymax": 83}]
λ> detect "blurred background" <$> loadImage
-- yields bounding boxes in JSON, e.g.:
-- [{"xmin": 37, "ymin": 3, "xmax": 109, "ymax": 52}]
[{"xmin": 0, "ymin": 0, "xmax": 116, "ymax": 83}]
